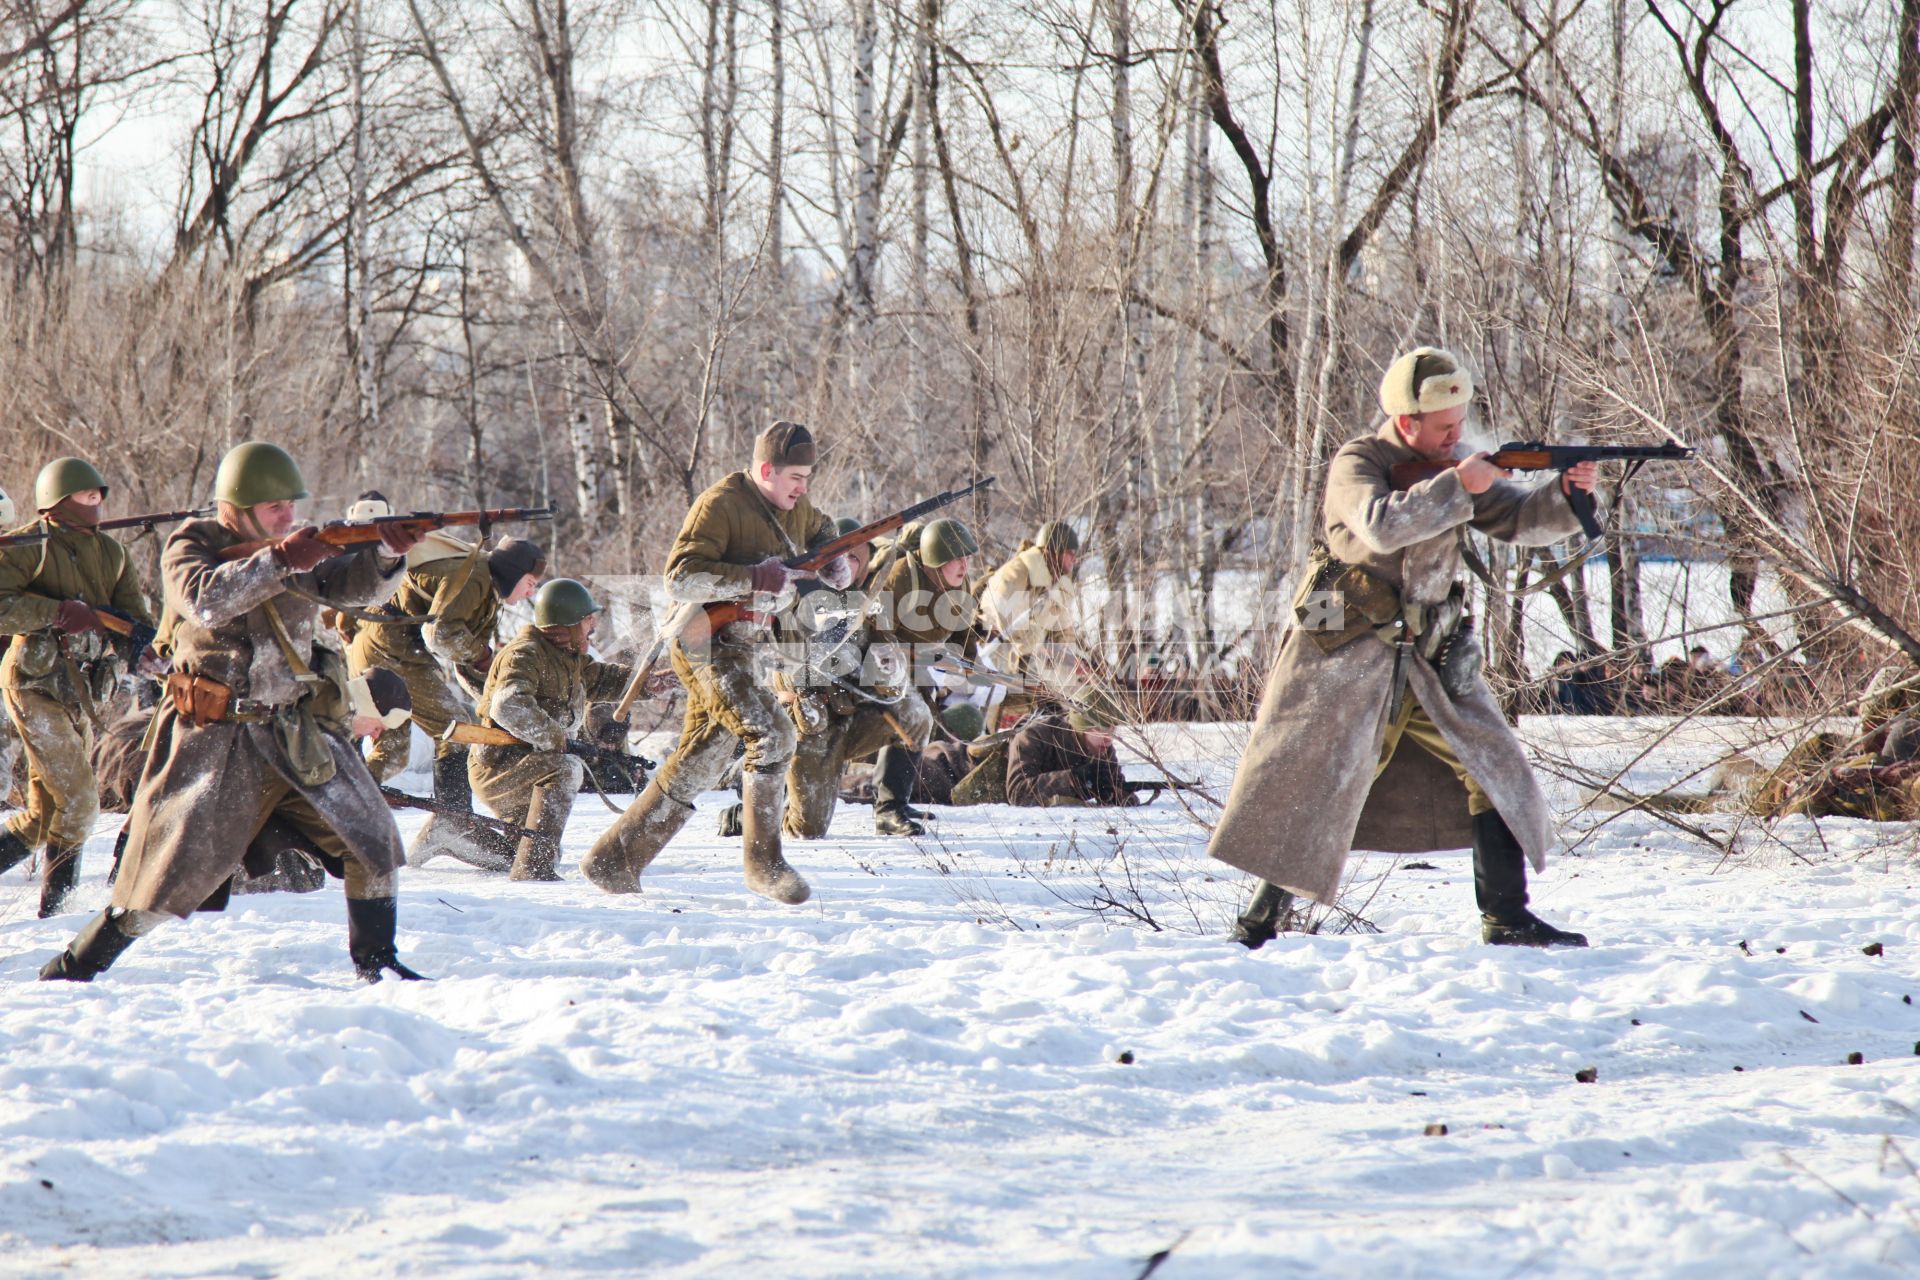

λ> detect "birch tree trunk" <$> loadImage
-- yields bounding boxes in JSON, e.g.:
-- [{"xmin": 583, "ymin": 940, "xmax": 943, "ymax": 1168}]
[
  {"xmin": 348, "ymin": 0, "xmax": 380, "ymax": 476},
  {"xmin": 849, "ymin": 0, "xmax": 879, "ymax": 364}
]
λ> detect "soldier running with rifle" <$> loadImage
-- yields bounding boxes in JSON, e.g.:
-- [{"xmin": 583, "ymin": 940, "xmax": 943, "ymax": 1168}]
[
  {"xmin": 345, "ymin": 491, "xmax": 548, "ymax": 811},
  {"xmin": 39, "ymin": 442, "xmax": 430, "ymax": 982},
  {"xmin": 582, "ymin": 421, "xmax": 989, "ymax": 901},
  {"xmin": 0, "ymin": 458, "xmax": 161, "ymax": 917}
]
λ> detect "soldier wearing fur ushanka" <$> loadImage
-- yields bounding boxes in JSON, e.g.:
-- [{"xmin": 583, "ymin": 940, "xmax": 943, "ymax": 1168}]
[{"xmin": 1210, "ymin": 347, "xmax": 1596, "ymax": 951}]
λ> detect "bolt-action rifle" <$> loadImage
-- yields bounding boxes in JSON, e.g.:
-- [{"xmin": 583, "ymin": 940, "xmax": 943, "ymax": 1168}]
[
  {"xmin": 440, "ymin": 720, "xmax": 656, "ymax": 775},
  {"xmin": 217, "ymin": 507, "xmax": 553, "ymax": 561},
  {"xmin": 378, "ymin": 786, "xmax": 540, "ymax": 841},
  {"xmin": 0, "ymin": 506, "xmax": 216, "ymax": 550}
]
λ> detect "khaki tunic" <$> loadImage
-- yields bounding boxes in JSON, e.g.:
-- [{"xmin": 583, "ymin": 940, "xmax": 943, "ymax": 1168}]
[
  {"xmin": 349, "ymin": 552, "xmax": 499, "ymax": 779},
  {"xmin": 1207, "ymin": 421, "xmax": 1583, "ymax": 905},
  {"xmin": 867, "ymin": 554, "xmax": 980, "ymax": 653},
  {"xmin": 784, "ymin": 691, "xmax": 933, "ymax": 837},
  {"xmin": 0, "ymin": 519, "xmax": 155, "ymax": 848},
  {"xmin": 469, "ymin": 623, "xmax": 632, "ymax": 827},
  {"xmin": 653, "ymin": 471, "xmax": 831, "ymax": 802},
  {"xmin": 112, "ymin": 518, "xmax": 407, "ymax": 917}
]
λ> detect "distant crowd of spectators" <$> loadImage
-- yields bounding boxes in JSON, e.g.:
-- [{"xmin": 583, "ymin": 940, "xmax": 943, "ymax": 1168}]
[{"xmin": 1543, "ymin": 640, "xmax": 1797, "ymax": 716}]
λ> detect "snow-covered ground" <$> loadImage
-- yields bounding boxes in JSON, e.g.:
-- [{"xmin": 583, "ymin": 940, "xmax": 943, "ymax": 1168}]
[{"xmin": 4, "ymin": 719, "xmax": 1920, "ymax": 1278}]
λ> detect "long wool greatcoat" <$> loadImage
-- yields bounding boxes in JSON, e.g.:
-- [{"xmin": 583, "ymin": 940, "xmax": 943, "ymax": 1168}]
[
  {"xmin": 113, "ymin": 519, "xmax": 407, "ymax": 917},
  {"xmin": 1208, "ymin": 422, "xmax": 1584, "ymax": 905}
]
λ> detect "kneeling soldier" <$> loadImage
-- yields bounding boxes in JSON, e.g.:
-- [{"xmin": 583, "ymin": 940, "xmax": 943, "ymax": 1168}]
[
  {"xmin": 861, "ymin": 516, "xmax": 985, "ymax": 826},
  {"xmin": 39, "ymin": 442, "xmax": 426, "ymax": 982},
  {"xmin": 458, "ymin": 578, "xmax": 632, "ymax": 881},
  {"xmin": 0, "ymin": 457, "xmax": 157, "ymax": 917},
  {"xmin": 773, "ymin": 517, "xmax": 934, "ymax": 838}
]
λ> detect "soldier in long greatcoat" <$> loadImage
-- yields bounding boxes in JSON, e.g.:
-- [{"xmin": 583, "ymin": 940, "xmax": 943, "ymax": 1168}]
[
  {"xmin": 1210, "ymin": 348, "xmax": 1595, "ymax": 950},
  {"xmin": 39, "ymin": 442, "xmax": 427, "ymax": 982}
]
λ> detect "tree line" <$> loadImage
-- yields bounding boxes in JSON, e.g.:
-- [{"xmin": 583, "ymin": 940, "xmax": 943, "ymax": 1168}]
[{"xmin": 0, "ymin": 0, "xmax": 1915, "ymax": 704}]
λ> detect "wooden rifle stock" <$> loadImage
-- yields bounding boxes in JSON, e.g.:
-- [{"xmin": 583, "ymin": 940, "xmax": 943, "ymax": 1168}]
[{"xmin": 217, "ymin": 506, "xmax": 554, "ymax": 562}]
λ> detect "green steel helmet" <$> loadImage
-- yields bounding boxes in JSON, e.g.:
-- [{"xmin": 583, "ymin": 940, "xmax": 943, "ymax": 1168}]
[
  {"xmin": 833, "ymin": 516, "xmax": 864, "ymax": 539},
  {"xmin": 918, "ymin": 517, "xmax": 979, "ymax": 568},
  {"xmin": 533, "ymin": 577, "xmax": 601, "ymax": 627},
  {"xmin": 34, "ymin": 457, "xmax": 108, "ymax": 511},
  {"xmin": 939, "ymin": 701, "xmax": 985, "ymax": 742},
  {"xmin": 0, "ymin": 486, "xmax": 14, "ymax": 527},
  {"xmin": 214, "ymin": 442, "xmax": 309, "ymax": 507},
  {"xmin": 1035, "ymin": 520, "xmax": 1080, "ymax": 556}
]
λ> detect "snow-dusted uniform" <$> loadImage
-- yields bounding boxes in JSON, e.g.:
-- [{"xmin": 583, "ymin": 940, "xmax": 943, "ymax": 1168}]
[
  {"xmin": 110, "ymin": 517, "xmax": 408, "ymax": 918},
  {"xmin": 1208, "ymin": 421, "xmax": 1582, "ymax": 906},
  {"xmin": 451, "ymin": 621, "xmax": 631, "ymax": 878},
  {"xmin": 582, "ymin": 464, "xmax": 831, "ymax": 901},
  {"xmin": 0, "ymin": 513, "xmax": 155, "ymax": 909}
]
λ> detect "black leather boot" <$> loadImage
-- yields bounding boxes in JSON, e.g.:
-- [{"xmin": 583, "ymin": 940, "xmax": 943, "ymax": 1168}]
[
  {"xmin": 717, "ymin": 801, "xmax": 743, "ymax": 838},
  {"xmin": 1473, "ymin": 810, "xmax": 1588, "ymax": 948},
  {"xmin": 873, "ymin": 746, "xmax": 927, "ymax": 836},
  {"xmin": 38, "ymin": 844, "xmax": 82, "ymax": 918},
  {"xmin": 1231, "ymin": 880, "xmax": 1295, "ymax": 950},
  {"xmin": 431, "ymin": 746, "xmax": 474, "ymax": 812},
  {"xmin": 0, "ymin": 825, "xmax": 33, "ymax": 876},
  {"xmin": 345, "ymin": 896, "xmax": 428, "ymax": 982},
  {"xmin": 40, "ymin": 909, "xmax": 141, "ymax": 982}
]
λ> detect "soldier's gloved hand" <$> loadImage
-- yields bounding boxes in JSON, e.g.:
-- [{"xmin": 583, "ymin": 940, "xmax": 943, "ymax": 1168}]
[
  {"xmin": 378, "ymin": 522, "xmax": 424, "ymax": 556},
  {"xmin": 54, "ymin": 599, "xmax": 104, "ymax": 635},
  {"xmin": 274, "ymin": 527, "xmax": 344, "ymax": 572},
  {"xmin": 817, "ymin": 553, "xmax": 855, "ymax": 590},
  {"xmin": 749, "ymin": 557, "xmax": 791, "ymax": 595}
]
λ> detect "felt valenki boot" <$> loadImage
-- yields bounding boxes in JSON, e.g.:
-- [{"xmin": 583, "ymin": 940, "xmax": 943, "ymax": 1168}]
[
  {"xmin": 740, "ymin": 770, "xmax": 811, "ymax": 904},
  {"xmin": 580, "ymin": 780, "xmax": 691, "ymax": 894}
]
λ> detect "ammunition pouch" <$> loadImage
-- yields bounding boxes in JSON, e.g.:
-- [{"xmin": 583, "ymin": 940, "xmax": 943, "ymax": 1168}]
[
  {"xmin": 1294, "ymin": 544, "xmax": 1401, "ymax": 654},
  {"xmin": 167, "ymin": 672, "xmax": 235, "ymax": 726}
]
